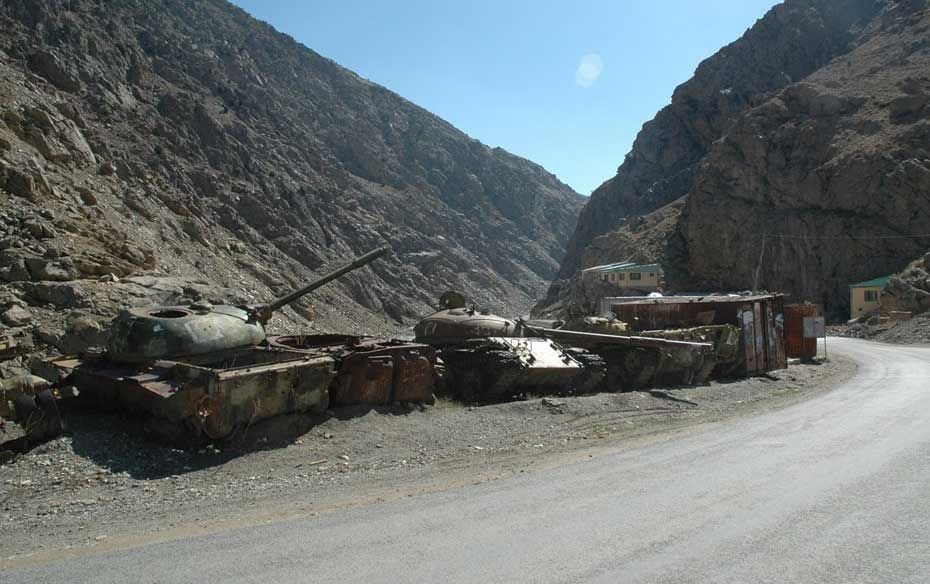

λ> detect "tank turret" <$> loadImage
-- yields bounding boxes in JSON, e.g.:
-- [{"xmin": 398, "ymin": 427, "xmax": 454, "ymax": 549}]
[
  {"xmin": 413, "ymin": 305, "xmax": 517, "ymax": 347},
  {"xmin": 414, "ymin": 292, "xmax": 605, "ymax": 402},
  {"xmin": 106, "ymin": 246, "xmax": 389, "ymax": 361}
]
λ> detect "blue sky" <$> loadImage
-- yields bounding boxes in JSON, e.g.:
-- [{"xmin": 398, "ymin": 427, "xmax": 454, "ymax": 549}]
[{"xmin": 231, "ymin": 1, "xmax": 780, "ymax": 195}]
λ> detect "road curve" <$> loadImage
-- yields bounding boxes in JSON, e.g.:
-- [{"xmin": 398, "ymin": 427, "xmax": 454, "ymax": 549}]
[{"xmin": 7, "ymin": 338, "xmax": 930, "ymax": 583}]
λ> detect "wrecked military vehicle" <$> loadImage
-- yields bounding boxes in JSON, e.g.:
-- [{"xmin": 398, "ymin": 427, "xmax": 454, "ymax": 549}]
[
  {"xmin": 0, "ymin": 335, "xmax": 64, "ymax": 448},
  {"xmin": 414, "ymin": 293, "xmax": 605, "ymax": 403},
  {"xmin": 47, "ymin": 247, "xmax": 389, "ymax": 443},
  {"xmin": 518, "ymin": 320, "xmax": 739, "ymax": 390}
]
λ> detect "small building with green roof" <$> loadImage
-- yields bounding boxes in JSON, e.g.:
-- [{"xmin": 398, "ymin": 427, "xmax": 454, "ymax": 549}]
[
  {"xmin": 849, "ymin": 275, "xmax": 890, "ymax": 319},
  {"xmin": 582, "ymin": 261, "xmax": 663, "ymax": 294}
]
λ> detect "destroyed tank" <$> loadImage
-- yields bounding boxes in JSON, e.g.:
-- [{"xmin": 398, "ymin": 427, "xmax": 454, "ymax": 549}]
[
  {"xmin": 49, "ymin": 247, "xmax": 389, "ymax": 443},
  {"xmin": 517, "ymin": 320, "xmax": 720, "ymax": 390},
  {"xmin": 106, "ymin": 246, "xmax": 389, "ymax": 361},
  {"xmin": 413, "ymin": 292, "xmax": 605, "ymax": 402}
]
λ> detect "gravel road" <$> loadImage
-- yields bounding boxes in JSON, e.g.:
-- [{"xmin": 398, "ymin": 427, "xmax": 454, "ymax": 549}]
[{"xmin": 1, "ymin": 354, "xmax": 851, "ymax": 562}]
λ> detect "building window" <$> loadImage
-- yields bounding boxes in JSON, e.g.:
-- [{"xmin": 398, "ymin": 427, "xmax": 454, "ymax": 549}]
[
  {"xmin": 630, "ymin": 272, "xmax": 642, "ymax": 281},
  {"xmin": 649, "ymin": 273, "xmax": 655, "ymax": 278},
  {"xmin": 864, "ymin": 289, "xmax": 878, "ymax": 302},
  {"xmin": 617, "ymin": 272, "xmax": 625, "ymax": 280},
  {"xmin": 602, "ymin": 275, "xmax": 608, "ymax": 283}
]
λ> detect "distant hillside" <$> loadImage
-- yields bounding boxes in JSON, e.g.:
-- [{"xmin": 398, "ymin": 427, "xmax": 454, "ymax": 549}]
[
  {"xmin": 541, "ymin": 0, "xmax": 930, "ymax": 319},
  {"xmin": 0, "ymin": 0, "xmax": 584, "ymax": 349}
]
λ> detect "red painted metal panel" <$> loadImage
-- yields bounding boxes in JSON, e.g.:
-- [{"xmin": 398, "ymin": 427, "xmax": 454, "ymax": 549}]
[{"xmin": 784, "ymin": 304, "xmax": 818, "ymax": 359}]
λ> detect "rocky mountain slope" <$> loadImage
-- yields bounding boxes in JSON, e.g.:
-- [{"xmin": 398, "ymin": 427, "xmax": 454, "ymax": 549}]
[
  {"xmin": 540, "ymin": 0, "xmax": 930, "ymax": 319},
  {"xmin": 0, "ymin": 0, "xmax": 584, "ymax": 361}
]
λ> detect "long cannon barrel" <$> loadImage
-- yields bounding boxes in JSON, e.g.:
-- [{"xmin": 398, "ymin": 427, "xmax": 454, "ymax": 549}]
[
  {"xmin": 254, "ymin": 246, "xmax": 389, "ymax": 322},
  {"xmin": 517, "ymin": 320, "xmax": 713, "ymax": 351}
]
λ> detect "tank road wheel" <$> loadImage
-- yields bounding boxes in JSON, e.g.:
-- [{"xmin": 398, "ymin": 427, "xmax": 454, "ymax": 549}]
[
  {"xmin": 455, "ymin": 367, "xmax": 484, "ymax": 403},
  {"xmin": 604, "ymin": 348, "xmax": 659, "ymax": 391},
  {"xmin": 12, "ymin": 394, "xmax": 45, "ymax": 440},
  {"xmin": 35, "ymin": 389, "xmax": 64, "ymax": 439},
  {"xmin": 480, "ymin": 350, "xmax": 523, "ymax": 403},
  {"xmin": 567, "ymin": 349, "xmax": 606, "ymax": 395}
]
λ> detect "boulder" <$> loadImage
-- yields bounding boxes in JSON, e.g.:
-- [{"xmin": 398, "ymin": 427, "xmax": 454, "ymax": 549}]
[
  {"xmin": 57, "ymin": 312, "xmax": 110, "ymax": 354},
  {"xmin": 28, "ymin": 50, "xmax": 81, "ymax": 92},
  {"xmin": 1, "ymin": 162, "xmax": 56, "ymax": 201},
  {"xmin": 1, "ymin": 305, "xmax": 32, "ymax": 327},
  {"xmin": 21, "ymin": 281, "xmax": 90, "ymax": 308}
]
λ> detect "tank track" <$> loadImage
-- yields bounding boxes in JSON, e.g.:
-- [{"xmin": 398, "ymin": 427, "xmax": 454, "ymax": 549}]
[
  {"xmin": 443, "ymin": 348, "xmax": 524, "ymax": 403},
  {"xmin": 564, "ymin": 349, "xmax": 606, "ymax": 395}
]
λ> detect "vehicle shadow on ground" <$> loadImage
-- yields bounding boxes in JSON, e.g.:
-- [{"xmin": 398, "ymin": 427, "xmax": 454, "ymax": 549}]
[
  {"xmin": 330, "ymin": 403, "xmax": 429, "ymax": 421},
  {"xmin": 62, "ymin": 406, "xmax": 241, "ymax": 479},
  {"xmin": 61, "ymin": 401, "xmax": 427, "ymax": 479},
  {"xmin": 645, "ymin": 389, "xmax": 700, "ymax": 407}
]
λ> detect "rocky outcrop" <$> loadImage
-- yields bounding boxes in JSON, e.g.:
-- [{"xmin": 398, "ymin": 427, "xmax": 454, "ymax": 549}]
[
  {"xmin": 681, "ymin": 1, "xmax": 930, "ymax": 317},
  {"xmin": 0, "ymin": 0, "xmax": 583, "ymax": 361},
  {"xmin": 542, "ymin": 0, "xmax": 930, "ymax": 320}
]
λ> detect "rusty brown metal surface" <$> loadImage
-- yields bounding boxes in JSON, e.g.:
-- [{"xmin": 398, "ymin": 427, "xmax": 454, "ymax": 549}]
[
  {"xmin": 784, "ymin": 304, "xmax": 818, "ymax": 359},
  {"xmin": 53, "ymin": 347, "xmax": 335, "ymax": 443},
  {"xmin": 266, "ymin": 335, "xmax": 437, "ymax": 406},
  {"xmin": 392, "ymin": 352, "xmax": 435, "ymax": 402},
  {"xmin": 0, "ymin": 375, "xmax": 63, "ymax": 445}
]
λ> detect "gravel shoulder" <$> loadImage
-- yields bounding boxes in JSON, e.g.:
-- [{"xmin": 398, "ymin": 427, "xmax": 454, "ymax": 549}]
[{"xmin": 1, "ymin": 355, "xmax": 855, "ymax": 566}]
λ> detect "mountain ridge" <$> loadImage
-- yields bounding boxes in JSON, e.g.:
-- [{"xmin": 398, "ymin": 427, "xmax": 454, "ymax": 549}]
[
  {"xmin": 540, "ymin": 0, "xmax": 930, "ymax": 319},
  {"xmin": 0, "ymin": 0, "xmax": 584, "ymax": 356}
]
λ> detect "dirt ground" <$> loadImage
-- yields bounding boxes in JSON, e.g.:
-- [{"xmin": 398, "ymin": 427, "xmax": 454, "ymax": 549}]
[{"xmin": 0, "ymin": 356, "xmax": 854, "ymax": 565}]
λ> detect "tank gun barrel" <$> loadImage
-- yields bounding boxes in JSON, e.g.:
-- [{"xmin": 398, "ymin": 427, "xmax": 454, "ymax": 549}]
[
  {"xmin": 516, "ymin": 319, "xmax": 713, "ymax": 351},
  {"xmin": 254, "ymin": 246, "xmax": 389, "ymax": 322}
]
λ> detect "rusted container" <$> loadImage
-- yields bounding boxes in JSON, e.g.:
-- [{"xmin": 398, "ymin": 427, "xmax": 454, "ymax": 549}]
[{"xmin": 784, "ymin": 304, "xmax": 818, "ymax": 360}]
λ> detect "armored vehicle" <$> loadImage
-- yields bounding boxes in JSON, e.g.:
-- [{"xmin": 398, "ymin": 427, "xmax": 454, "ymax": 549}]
[
  {"xmin": 517, "ymin": 321, "xmax": 729, "ymax": 390},
  {"xmin": 414, "ymin": 293, "xmax": 604, "ymax": 403},
  {"xmin": 49, "ymin": 247, "xmax": 388, "ymax": 443}
]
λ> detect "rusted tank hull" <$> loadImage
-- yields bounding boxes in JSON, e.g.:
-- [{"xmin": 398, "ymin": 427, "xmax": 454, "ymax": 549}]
[
  {"xmin": 51, "ymin": 347, "xmax": 335, "ymax": 443},
  {"xmin": 610, "ymin": 295, "xmax": 787, "ymax": 376},
  {"xmin": 267, "ymin": 335, "xmax": 436, "ymax": 406},
  {"xmin": 440, "ymin": 337, "xmax": 605, "ymax": 403},
  {"xmin": 518, "ymin": 325, "xmax": 714, "ymax": 390},
  {"xmin": 639, "ymin": 324, "xmax": 741, "ymax": 380}
]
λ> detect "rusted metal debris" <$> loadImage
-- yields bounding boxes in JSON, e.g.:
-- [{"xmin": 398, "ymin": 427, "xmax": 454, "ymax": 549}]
[
  {"xmin": 49, "ymin": 347, "xmax": 335, "ymax": 443},
  {"xmin": 0, "ymin": 374, "xmax": 64, "ymax": 444},
  {"xmin": 267, "ymin": 335, "xmax": 437, "ymax": 406},
  {"xmin": 1, "ymin": 334, "xmax": 66, "ymax": 450}
]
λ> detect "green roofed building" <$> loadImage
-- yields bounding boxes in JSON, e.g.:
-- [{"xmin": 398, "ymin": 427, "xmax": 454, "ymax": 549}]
[
  {"xmin": 582, "ymin": 261, "xmax": 663, "ymax": 294},
  {"xmin": 849, "ymin": 275, "xmax": 890, "ymax": 319}
]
